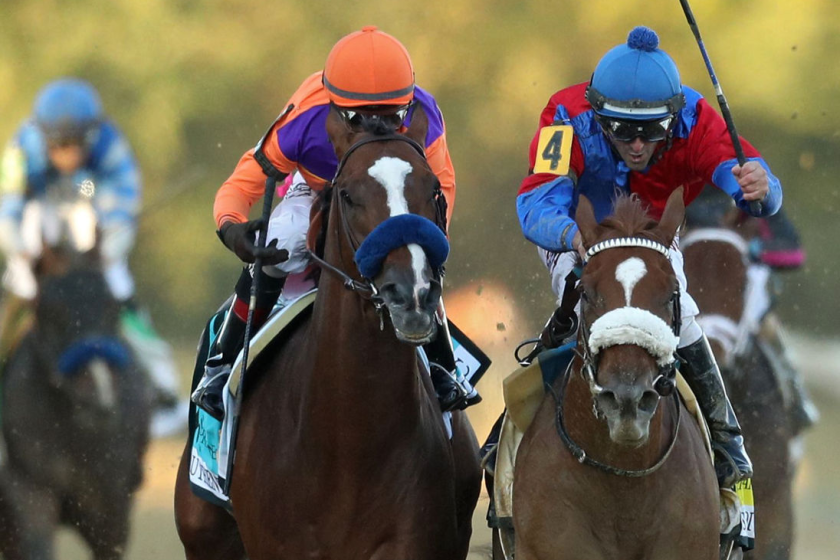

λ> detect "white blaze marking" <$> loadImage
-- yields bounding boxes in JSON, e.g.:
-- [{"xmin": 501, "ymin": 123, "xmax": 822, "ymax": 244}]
[
  {"xmin": 368, "ymin": 157, "xmax": 412, "ymax": 216},
  {"xmin": 615, "ymin": 257, "xmax": 647, "ymax": 306},
  {"xmin": 89, "ymin": 358, "xmax": 116, "ymax": 409},
  {"xmin": 368, "ymin": 157, "xmax": 430, "ymax": 303}
]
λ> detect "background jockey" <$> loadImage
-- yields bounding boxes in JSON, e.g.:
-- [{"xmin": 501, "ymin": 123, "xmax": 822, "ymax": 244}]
[
  {"xmin": 0, "ymin": 78, "xmax": 185, "ymax": 439},
  {"xmin": 190, "ymin": 26, "xmax": 480, "ymax": 421},
  {"xmin": 685, "ymin": 185, "xmax": 819, "ymax": 435},
  {"xmin": 515, "ymin": 26, "xmax": 784, "ymax": 488}
]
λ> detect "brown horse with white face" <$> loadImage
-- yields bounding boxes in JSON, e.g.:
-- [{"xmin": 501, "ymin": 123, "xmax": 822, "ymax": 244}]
[
  {"xmin": 512, "ymin": 190, "xmax": 719, "ymax": 560},
  {"xmin": 174, "ymin": 106, "xmax": 481, "ymax": 560}
]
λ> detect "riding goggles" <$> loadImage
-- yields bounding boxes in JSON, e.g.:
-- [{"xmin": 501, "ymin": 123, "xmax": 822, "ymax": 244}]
[
  {"xmin": 596, "ymin": 115, "xmax": 675, "ymax": 143},
  {"xmin": 336, "ymin": 103, "xmax": 412, "ymax": 130}
]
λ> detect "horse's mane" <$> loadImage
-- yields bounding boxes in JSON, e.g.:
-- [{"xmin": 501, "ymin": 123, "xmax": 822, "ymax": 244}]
[
  {"xmin": 600, "ymin": 192, "xmax": 668, "ymax": 244},
  {"xmin": 313, "ymin": 184, "xmax": 333, "ymax": 259}
]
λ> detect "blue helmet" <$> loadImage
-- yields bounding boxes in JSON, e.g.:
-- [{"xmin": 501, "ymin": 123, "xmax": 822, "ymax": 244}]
[
  {"xmin": 33, "ymin": 78, "xmax": 103, "ymax": 144},
  {"xmin": 586, "ymin": 26, "xmax": 685, "ymax": 120}
]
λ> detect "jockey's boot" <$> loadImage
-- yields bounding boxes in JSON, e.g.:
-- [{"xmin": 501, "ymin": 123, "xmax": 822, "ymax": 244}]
[
  {"xmin": 678, "ymin": 334, "xmax": 753, "ymax": 488},
  {"xmin": 191, "ymin": 305, "xmax": 246, "ymax": 421},
  {"xmin": 191, "ymin": 267, "xmax": 285, "ymax": 421},
  {"xmin": 119, "ymin": 299, "xmax": 188, "ymax": 438},
  {"xmin": 424, "ymin": 308, "xmax": 481, "ymax": 412}
]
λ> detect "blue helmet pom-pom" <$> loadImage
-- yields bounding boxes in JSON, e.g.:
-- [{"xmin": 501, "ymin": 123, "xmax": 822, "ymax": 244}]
[{"xmin": 627, "ymin": 26, "xmax": 659, "ymax": 52}]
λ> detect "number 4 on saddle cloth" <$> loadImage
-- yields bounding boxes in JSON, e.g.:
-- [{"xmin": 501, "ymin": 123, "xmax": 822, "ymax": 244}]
[{"xmin": 187, "ymin": 284, "xmax": 491, "ymax": 510}]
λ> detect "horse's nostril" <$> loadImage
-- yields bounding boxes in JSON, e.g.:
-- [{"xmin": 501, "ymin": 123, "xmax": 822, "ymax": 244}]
[
  {"xmin": 598, "ymin": 390, "xmax": 618, "ymax": 411},
  {"xmin": 378, "ymin": 282, "xmax": 410, "ymax": 308},
  {"xmin": 639, "ymin": 390, "xmax": 660, "ymax": 414}
]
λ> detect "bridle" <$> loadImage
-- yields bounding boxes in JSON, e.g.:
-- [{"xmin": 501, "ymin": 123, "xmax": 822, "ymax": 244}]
[
  {"xmin": 553, "ymin": 235, "xmax": 683, "ymax": 477},
  {"xmin": 306, "ymin": 133, "xmax": 448, "ymax": 327}
]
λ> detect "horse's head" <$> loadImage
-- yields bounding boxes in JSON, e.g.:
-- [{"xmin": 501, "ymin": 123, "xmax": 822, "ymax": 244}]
[
  {"xmin": 34, "ymin": 262, "xmax": 129, "ymax": 425},
  {"xmin": 682, "ymin": 225, "xmax": 750, "ymax": 371},
  {"xmin": 315, "ymin": 104, "xmax": 447, "ymax": 344},
  {"xmin": 574, "ymin": 189, "xmax": 684, "ymax": 446}
]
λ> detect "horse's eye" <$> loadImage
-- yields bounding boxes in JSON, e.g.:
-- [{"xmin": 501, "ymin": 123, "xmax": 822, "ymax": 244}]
[{"xmin": 340, "ymin": 189, "xmax": 355, "ymax": 206}]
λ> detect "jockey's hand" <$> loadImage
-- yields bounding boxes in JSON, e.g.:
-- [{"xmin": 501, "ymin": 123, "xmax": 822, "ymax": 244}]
[
  {"xmin": 732, "ymin": 161, "xmax": 769, "ymax": 202},
  {"xmin": 572, "ymin": 230, "xmax": 587, "ymax": 262},
  {"xmin": 218, "ymin": 220, "xmax": 289, "ymax": 265}
]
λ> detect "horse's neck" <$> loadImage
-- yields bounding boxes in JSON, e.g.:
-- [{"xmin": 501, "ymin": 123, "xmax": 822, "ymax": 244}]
[
  {"xmin": 564, "ymin": 365, "xmax": 672, "ymax": 469},
  {"xmin": 305, "ymin": 274, "xmax": 428, "ymax": 429}
]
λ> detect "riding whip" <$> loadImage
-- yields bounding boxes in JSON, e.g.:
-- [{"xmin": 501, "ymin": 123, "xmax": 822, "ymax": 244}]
[
  {"xmin": 678, "ymin": 0, "xmax": 762, "ymax": 214},
  {"xmin": 221, "ymin": 113, "xmax": 290, "ymax": 494}
]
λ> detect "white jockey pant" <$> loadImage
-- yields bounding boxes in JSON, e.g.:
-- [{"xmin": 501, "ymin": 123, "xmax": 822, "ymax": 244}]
[
  {"xmin": 539, "ymin": 237, "xmax": 703, "ymax": 348},
  {"xmin": 264, "ymin": 172, "xmax": 317, "ymax": 277},
  {"xmin": 2, "ymin": 198, "xmax": 137, "ymax": 301}
]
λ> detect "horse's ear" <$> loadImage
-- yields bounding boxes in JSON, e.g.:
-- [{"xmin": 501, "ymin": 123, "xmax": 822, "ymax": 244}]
[
  {"xmin": 404, "ymin": 103, "xmax": 428, "ymax": 147},
  {"xmin": 575, "ymin": 194, "xmax": 599, "ymax": 249},
  {"xmin": 658, "ymin": 187, "xmax": 685, "ymax": 245},
  {"xmin": 325, "ymin": 105, "xmax": 355, "ymax": 160}
]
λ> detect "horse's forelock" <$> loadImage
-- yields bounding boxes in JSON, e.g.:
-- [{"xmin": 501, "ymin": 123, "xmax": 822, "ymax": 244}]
[
  {"xmin": 600, "ymin": 193, "xmax": 669, "ymax": 245},
  {"xmin": 358, "ymin": 115, "xmax": 398, "ymax": 136}
]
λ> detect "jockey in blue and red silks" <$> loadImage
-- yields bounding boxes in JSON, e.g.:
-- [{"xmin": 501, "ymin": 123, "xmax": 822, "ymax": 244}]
[
  {"xmin": 515, "ymin": 26, "xmax": 784, "ymax": 489},
  {"xmin": 0, "ymin": 78, "xmax": 184, "ymax": 438},
  {"xmin": 190, "ymin": 26, "xmax": 480, "ymax": 421}
]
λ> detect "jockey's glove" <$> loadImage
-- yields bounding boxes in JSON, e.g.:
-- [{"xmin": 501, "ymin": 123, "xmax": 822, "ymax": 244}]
[{"xmin": 218, "ymin": 219, "xmax": 289, "ymax": 265}]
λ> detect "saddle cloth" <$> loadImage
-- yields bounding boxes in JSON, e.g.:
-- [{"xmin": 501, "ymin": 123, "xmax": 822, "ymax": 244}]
[{"xmin": 490, "ymin": 346, "xmax": 757, "ymax": 553}]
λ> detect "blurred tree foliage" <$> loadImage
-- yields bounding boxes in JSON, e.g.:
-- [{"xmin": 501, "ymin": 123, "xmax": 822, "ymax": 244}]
[{"xmin": 1, "ymin": 0, "xmax": 838, "ymax": 348}]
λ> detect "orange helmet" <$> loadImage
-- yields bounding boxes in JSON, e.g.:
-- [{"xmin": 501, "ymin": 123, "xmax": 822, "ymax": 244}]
[{"xmin": 323, "ymin": 26, "xmax": 415, "ymax": 108}]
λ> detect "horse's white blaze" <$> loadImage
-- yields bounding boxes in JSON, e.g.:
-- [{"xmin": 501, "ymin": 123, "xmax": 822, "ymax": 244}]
[
  {"xmin": 368, "ymin": 157, "xmax": 412, "ymax": 216},
  {"xmin": 615, "ymin": 257, "xmax": 647, "ymax": 306},
  {"xmin": 368, "ymin": 157, "xmax": 430, "ymax": 300},
  {"xmin": 89, "ymin": 358, "xmax": 116, "ymax": 409}
]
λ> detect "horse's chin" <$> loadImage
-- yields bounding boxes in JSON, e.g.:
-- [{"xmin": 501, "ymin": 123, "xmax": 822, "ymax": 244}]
[
  {"xmin": 393, "ymin": 325, "xmax": 436, "ymax": 346},
  {"xmin": 388, "ymin": 309, "xmax": 436, "ymax": 346},
  {"xmin": 606, "ymin": 422, "xmax": 651, "ymax": 448}
]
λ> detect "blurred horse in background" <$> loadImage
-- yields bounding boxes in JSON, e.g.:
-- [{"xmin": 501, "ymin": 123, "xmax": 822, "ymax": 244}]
[
  {"xmin": 174, "ymin": 106, "xmax": 481, "ymax": 560},
  {"xmin": 683, "ymin": 219, "xmax": 795, "ymax": 560},
  {"xmin": 0, "ymin": 196, "xmax": 151, "ymax": 560}
]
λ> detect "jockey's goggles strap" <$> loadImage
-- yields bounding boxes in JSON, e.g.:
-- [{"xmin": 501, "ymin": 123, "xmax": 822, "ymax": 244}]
[
  {"xmin": 584, "ymin": 237, "xmax": 670, "ymax": 263},
  {"xmin": 586, "ymin": 86, "xmax": 686, "ymax": 116}
]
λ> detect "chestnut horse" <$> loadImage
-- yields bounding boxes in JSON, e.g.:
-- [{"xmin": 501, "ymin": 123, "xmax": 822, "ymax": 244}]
[
  {"xmin": 174, "ymin": 107, "xmax": 481, "ymax": 560},
  {"xmin": 683, "ymin": 224, "xmax": 794, "ymax": 560},
  {"xmin": 512, "ymin": 190, "xmax": 719, "ymax": 560}
]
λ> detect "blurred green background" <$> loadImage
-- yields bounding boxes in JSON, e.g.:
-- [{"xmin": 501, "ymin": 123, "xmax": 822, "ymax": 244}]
[
  {"xmin": 2, "ymin": 0, "xmax": 839, "ymax": 557},
  {"xmin": 2, "ymin": 0, "xmax": 838, "ymax": 346}
]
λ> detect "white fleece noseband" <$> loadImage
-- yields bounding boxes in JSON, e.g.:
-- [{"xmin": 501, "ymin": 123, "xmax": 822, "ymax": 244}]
[{"xmin": 588, "ymin": 307, "xmax": 679, "ymax": 366}]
